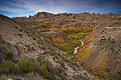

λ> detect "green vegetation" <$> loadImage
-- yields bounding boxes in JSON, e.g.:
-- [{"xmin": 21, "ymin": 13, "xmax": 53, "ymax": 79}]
[
  {"xmin": 0, "ymin": 47, "xmax": 13, "ymax": 60},
  {"xmin": 14, "ymin": 26, "xmax": 18, "ymax": 29},
  {"xmin": 0, "ymin": 34, "xmax": 5, "ymax": 43},
  {"xmin": 18, "ymin": 58, "xmax": 34, "ymax": 74},
  {"xmin": 35, "ymin": 24, "xmax": 62, "ymax": 29},
  {"xmin": 72, "ymin": 74, "xmax": 84, "ymax": 80},
  {"xmin": 25, "ymin": 72, "xmax": 34, "ymax": 79},
  {"xmin": 52, "ymin": 28, "xmax": 92, "ymax": 54},
  {"xmin": 0, "ymin": 75, "xmax": 6, "ymax": 80},
  {"xmin": 100, "ymin": 37, "xmax": 115, "ymax": 44},
  {"xmin": 63, "ymin": 29, "xmax": 82, "ymax": 35},
  {"xmin": 108, "ymin": 37, "xmax": 115, "ymax": 43},
  {"xmin": 62, "ymin": 28, "xmax": 92, "ymax": 35},
  {"xmin": 17, "ymin": 33, "xmax": 23, "ymax": 38},
  {"xmin": 36, "ymin": 56, "xmax": 53, "ymax": 80},
  {"xmin": 25, "ymin": 44, "xmax": 35, "ymax": 51},
  {"xmin": 54, "ymin": 66, "xmax": 67, "ymax": 80},
  {"xmin": 0, "ymin": 61, "xmax": 17, "ymax": 74},
  {"xmin": 23, "ymin": 27, "xmax": 37, "ymax": 39},
  {"xmin": 19, "ymin": 29, "xmax": 23, "ymax": 32},
  {"xmin": 40, "ymin": 25, "xmax": 51, "ymax": 29},
  {"xmin": 35, "ymin": 24, "xmax": 51, "ymax": 29},
  {"xmin": 13, "ymin": 43, "xmax": 19, "ymax": 48},
  {"xmin": 44, "ymin": 49, "xmax": 54, "ymax": 55},
  {"xmin": 21, "ymin": 23, "xmax": 93, "ymax": 55}
]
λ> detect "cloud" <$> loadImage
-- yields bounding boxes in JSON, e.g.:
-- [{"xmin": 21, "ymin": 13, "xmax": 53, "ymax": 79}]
[
  {"xmin": 7, "ymin": 0, "xmax": 67, "ymax": 13},
  {"xmin": 0, "ymin": 0, "xmax": 121, "ymax": 14},
  {"xmin": 89, "ymin": 0, "xmax": 121, "ymax": 13},
  {"xmin": 0, "ymin": 6, "xmax": 26, "ymax": 13}
]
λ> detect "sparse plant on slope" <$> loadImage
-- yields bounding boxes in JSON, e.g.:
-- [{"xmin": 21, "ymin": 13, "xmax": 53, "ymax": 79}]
[
  {"xmin": 18, "ymin": 58, "xmax": 34, "ymax": 74},
  {"xmin": 72, "ymin": 74, "xmax": 84, "ymax": 80},
  {"xmin": 25, "ymin": 44, "xmax": 35, "ymax": 51},
  {"xmin": 0, "ymin": 61, "xmax": 17, "ymax": 74},
  {"xmin": 17, "ymin": 33, "xmax": 23, "ymax": 38},
  {"xmin": 0, "ymin": 75, "xmax": 6, "ymax": 80},
  {"xmin": 0, "ymin": 47, "xmax": 13, "ymax": 60},
  {"xmin": 36, "ymin": 57, "xmax": 53, "ymax": 80},
  {"xmin": 25, "ymin": 72, "xmax": 34, "ymax": 79}
]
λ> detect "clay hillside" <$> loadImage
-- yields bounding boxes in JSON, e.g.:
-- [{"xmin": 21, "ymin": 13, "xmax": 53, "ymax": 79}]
[
  {"xmin": 13, "ymin": 12, "xmax": 121, "ymax": 27},
  {"xmin": 0, "ymin": 12, "xmax": 121, "ymax": 80}
]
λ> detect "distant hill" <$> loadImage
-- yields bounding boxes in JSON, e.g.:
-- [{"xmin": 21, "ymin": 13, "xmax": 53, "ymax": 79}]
[{"xmin": 13, "ymin": 12, "xmax": 121, "ymax": 27}]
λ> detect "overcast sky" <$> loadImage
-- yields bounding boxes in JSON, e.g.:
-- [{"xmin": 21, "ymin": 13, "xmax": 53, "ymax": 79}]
[{"xmin": 0, "ymin": 0, "xmax": 121, "ymax": 17}]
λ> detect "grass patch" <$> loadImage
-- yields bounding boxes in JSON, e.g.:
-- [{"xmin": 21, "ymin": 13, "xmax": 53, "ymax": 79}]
[
  {"xmin": 0, "ymin": 61, "xmax": 17, "ymax": 74},
  {"xmin": 25, "ymin": 44, "xmax": 35, "ymax": 51},
  {"xmin": 0, "ymin": 75, "xmax": 6, "ymax": 80},
  {"xmin": 25, "ymin": 72, "xmax": 34, "ymax": 79},
  {"xmin": 17, "ymin": 33, "xmax": 23, "ymax": 38},
  {"xmin": 0, "ymin": 47, "xmax": 13, "ymax": 60},
  {"xmin": 18, "ymin": 58, "xmax": 34, "ymax": 74},
  {"xmin": 72, "ymin": 74, "xmax": 84, "ymax": 80}
]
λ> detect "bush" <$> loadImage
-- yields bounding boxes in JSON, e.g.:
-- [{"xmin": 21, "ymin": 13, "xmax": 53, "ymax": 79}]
[
  {"xmin": 25, "ymin": 45, "xmax": 35, "ymax": 51},
  {"xmin": 36, "ymin": 57, "xmax": 53, "ymax": 80},
  {"xmin": 72, "ymin": 74, "xmax": 84, "ymax": 80},
  {"xmin": 36, "ymin": 62, "xmax": 53, "ymax": 80},
  {"xmin": 17, "ymin": 33, "xmax": 23, "ymax": 38},
  {"xmin": 108, "ymin": 37, "xmax": 115, "ymax": 43},
  {"xmin": 31, "ymin": 46, "xmax": 35, "ymax": 51},
  {"xmin": 13, "ymin": 44, "xmax": 19, "ymax": 48},
  {"xmin": 19, "ymin": 29, "xmax": 23, "ymax": 32},
  {"xmin": 0, "ymin": 61, "xmax": 17, "ymax": 74},
  {"xmin": 14, "ymin": 26, "xmax": 18, "ymax": 29},
  {"xmin": 0, "ymin": 34, "xmax": 5, "ymax": 43},
  {"xmin": 0, "ymin": 47, "xmax": 13, "ymax": 60},
  {"xmin": 25, "ymin": 72, "xmax": 34, "ymax": 79},
  {"xmin": 54, "ymin": 67, "xmax": 67, "ymax": 80},
  {"xmin": 18, "ymin": 58, "xmax": 34, "ymax": 74},
  {"xmin": 0, "ymin": 75, "xmax": 6, "ymax": 80},
  {"xmin": 44, "ymin": 49, "xmax": 54, "ymax": 55}
]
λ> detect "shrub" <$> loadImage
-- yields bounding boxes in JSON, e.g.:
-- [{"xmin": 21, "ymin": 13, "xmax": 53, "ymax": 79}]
[
  {"xmin": 0, "ymin": 47, "xmax": 13, "ymax": 60},
  {"xmin": 54, "ymin": 66, "xmax": 67, "ymax": 80},
  {"xmin": 72, "ymin": 74, "xmax": 84, "ymax": 80},
  {"xmin": 0, "ymin": 34, "xmax": 5, "ymax": 43},
  {"xmin": 13, "ymin": 44, "xmax": 19, "ymax": 48},
  {"xmin": 0, "ymin": 75, "xmax": 6, "ymax": 80},
  {"xmin": 59, "ymin": 73, "xmax": 67, "ymax": 80},
  {"xmin": 44, "ymin": 49, "xmax": 54, "ymax": 55},
  {"xmin": 0, "ymin": 61, "xmax": 17, "ymax": 74},
  {"xmin": 31, "ymin": 46, "xmax": 35, "ymax": 51},
  {"xmin": 25, "ymin": 45, "xmax": 35, "ymax": 51},
  {"xmin": 108, "ymin": 37, "xmax": 115, "ymax": 43},
  {"xmin": 36, "ymin": 57, "xmax": 53, "ymax": 80},
  {"xmin": 14, "ymin": 26, "xmax": 18, "ymax": 29},
  {"xmin": 25, "ymin": 72, "xmax": 34, "ymax": 79},
  {"xmin": 36, "ymin": 63, "xmax": 53, "ymax": 80},
  {"xmin": 17, "ymin": 33, "xmax": 23, "ymax": 38},
  {"xmin": 19, "ymin": 29, "xmax": 23, "ymax": 32},
  {"xmin": 18, "ymin": 58, "xmax": 34, "ymax": 74}
]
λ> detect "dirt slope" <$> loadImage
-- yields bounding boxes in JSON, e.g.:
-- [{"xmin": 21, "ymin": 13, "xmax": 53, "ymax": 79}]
[{"xmin": 75, "ymin": 20, "xmax": 121, "ymax": 79}]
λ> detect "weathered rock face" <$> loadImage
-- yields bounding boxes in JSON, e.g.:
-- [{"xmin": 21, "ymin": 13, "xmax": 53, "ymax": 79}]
[
  {"xmin": 75, "ymin": 21, "xmax": 121, "ymax": 79},
  {"xmin": 13, "ymin": 12, "xmax": 121, "ymax": 27}
]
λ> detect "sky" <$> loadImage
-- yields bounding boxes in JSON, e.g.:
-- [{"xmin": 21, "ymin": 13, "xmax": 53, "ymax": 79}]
[{"xmin": 0, "ymin": 0, "xmax": 121, "ymax": 17}]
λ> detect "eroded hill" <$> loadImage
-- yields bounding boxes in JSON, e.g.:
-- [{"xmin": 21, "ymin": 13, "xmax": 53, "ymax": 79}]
[
  {"xmin": 0, "ymin": 12, "xmax": 121, "ymax": 80},
  {"xmin": 75, "ymin": 20, "xmax": 121, "ymax": 79},
  {"xmin": 0, "ymin": 15, "xmax": 95, "ymax": 80},
  {"xmin": 13, "ymin": 12, "xmax": 121, "ymax": 27}
]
